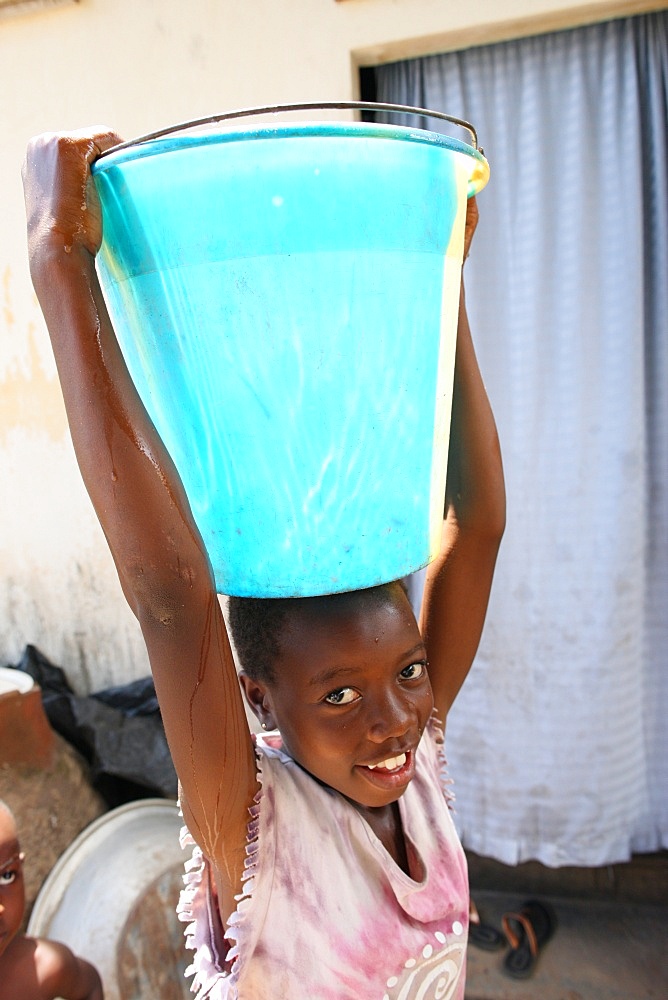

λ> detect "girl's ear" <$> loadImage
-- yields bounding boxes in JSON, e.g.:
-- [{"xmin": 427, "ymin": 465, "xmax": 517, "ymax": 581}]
[{"xmin": 238, "ymin": 672, "xmax": 277, "ymax": 731}]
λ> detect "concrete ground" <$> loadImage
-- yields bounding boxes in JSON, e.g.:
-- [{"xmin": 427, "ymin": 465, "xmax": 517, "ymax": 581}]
[{"xmin": 465, "ymin": 871, "xmax": 668, "ymax": 1000}]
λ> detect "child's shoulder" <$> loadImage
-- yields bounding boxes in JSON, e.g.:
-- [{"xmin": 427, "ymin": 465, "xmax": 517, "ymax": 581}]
[
  {"xmin": 0, "ymin": 933, "xmax": 43, "ymax": 999},
  {"xmin": 27, "ymin": 934, "xmax": 82, "ymax": 998}
]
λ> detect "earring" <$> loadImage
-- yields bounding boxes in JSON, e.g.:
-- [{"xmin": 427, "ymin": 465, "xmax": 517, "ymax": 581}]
[{"xmin": 261, "ymin": 722, "xmax": 267, "ymax": 730}]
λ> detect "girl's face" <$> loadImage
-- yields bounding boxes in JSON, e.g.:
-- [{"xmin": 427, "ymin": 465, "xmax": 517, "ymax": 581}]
[
  {"xmin": 0, "ymin": 809, "xmax": 25, "ymax": 958},
  {"xmin": 247, "ymin": 586, "xmax": 434, "ymax": 810}
]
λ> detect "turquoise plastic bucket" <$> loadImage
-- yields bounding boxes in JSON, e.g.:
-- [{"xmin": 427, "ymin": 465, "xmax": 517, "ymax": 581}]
[{"xmin": 92, "ymin": 105, "xmax": 489, "ymax": 597}]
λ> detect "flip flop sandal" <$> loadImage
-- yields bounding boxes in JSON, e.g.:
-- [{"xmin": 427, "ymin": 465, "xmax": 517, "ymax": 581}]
[
  {"xmin": 501, "ymin": 899, "xmax": 556, "ymax": 979},
  {"xmin": 468, "ymin": 899, "xmax": 506, "ymax": 951}
]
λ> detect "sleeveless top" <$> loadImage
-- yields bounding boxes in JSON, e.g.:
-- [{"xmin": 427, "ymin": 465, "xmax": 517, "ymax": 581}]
[{"xmin": 177, "ymin": 719, "xmax": 469, "ymax": 1000}]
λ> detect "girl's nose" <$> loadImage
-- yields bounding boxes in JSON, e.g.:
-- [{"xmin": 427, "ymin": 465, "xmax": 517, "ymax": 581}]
[{"xmin": 366, "ymin": 689, "xmax": 413, "ymax": 743}]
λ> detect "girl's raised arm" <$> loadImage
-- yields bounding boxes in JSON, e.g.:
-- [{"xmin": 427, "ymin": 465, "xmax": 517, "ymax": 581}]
[
  {"xmin": 23, "ymin": 130, "xmax": 258, "ymax": 909},
  {"xmin": 421, "ymin": 197, "xmax": 506, "ymax": 721}
]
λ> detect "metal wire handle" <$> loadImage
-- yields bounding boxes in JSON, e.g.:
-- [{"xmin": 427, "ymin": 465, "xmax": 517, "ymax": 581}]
[{"xmin": 97, "ymin": 101, "xmax": 481, "ymax": 158}]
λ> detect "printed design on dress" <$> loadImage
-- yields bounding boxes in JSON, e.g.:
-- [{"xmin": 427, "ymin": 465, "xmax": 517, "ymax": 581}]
[{"xmin": 383, "ymin": 935, "xmax": 465, "ymax": 1000}]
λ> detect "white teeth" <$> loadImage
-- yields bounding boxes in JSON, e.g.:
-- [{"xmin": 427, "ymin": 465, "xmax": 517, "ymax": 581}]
[{"xmin": 367, "ymin": 752, "xmax": 407, "ymax": 771}]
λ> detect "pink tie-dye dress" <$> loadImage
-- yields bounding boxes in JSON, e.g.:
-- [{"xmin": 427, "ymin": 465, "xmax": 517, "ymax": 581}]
[{"xmin": 178, "ymin": 718, "xmax": 469, "ymax": 999}]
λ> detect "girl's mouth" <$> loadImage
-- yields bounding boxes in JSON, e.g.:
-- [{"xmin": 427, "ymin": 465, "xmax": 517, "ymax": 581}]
[
  {"xmin": 357, "ymin": 749, "xmax": 415, "ymax": 789},
  {"xmin": 366, "ymin": 752, "xmax": 407, "ymax": 771}
]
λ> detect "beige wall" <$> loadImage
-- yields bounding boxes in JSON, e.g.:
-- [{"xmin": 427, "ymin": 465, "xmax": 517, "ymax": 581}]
[{"xmin": 0, "ymin": 0, "xmax": 661, "ymax": 690}]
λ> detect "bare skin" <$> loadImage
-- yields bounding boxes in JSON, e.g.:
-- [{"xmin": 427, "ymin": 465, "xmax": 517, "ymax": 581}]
[
  {"xmin": 23, "ymin": 129, "xmax": 504, "ymax": 941},
  {"xmin": 0, "ymin": 804, "xmax": 103, "ymax": 1000}
]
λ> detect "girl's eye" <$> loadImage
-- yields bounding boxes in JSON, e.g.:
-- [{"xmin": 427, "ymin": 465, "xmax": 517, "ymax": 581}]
[
  {"xmin": 0, "ymin": 870, "xmax": 17, "ymax": 885},
  {"xmin": 324, "ymin": 687, "xmax": 360, "ymax": 706},
  {"xmin": 400, "ymin": 660, "xmax": 427, "ymax": 681}
]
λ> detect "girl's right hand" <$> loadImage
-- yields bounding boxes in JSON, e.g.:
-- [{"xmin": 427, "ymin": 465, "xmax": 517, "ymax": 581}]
[
  {"xmin": 22, "ymin": 128, "xmax": 122, "ymax": 268},
  {"xmin": 462, "ymin": 194, "xmax": 479, "ymax": 262}
]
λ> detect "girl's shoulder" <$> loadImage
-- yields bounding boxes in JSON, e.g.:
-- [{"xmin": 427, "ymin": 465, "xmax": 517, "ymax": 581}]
[
  {"xmin": 253, "ymin": 729, "xmax": 291, "ymax": 763},
  {"xmin": 416, "ymin": 715, "xmax": 457, "ymax": 811}
]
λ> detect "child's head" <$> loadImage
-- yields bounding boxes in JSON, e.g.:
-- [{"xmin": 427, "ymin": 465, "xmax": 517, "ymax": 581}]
[
  {"xmin": 0, "ymin": 800, "xmax": 25, "ymax": 958},
  {"xmin": 230, "ymin": 581, "xmax": 434, "ymax": 808}
]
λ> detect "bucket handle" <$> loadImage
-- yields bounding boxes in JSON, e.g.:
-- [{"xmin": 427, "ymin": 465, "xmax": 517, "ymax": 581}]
[{"xmin": 97, "ymin": 101, "xmax": 482, "ymax": 158}]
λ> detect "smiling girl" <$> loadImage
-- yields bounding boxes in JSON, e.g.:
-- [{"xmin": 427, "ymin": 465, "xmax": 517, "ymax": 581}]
[{"xmin": 23, "ymin": 127, "xmax": 504, "ymax": 1000}]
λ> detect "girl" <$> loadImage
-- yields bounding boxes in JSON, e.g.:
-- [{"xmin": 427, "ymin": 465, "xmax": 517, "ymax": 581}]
[{"xmin": 23, "ymin": 126, "xmax": 505, "ymax": 1000}]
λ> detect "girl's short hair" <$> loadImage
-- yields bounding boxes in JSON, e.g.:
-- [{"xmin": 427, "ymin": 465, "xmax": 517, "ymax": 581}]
[
  {"xmin": 228, "ymin": 596, "xmax": 289, "ymax": 683},
  {"xmin": 228, "ymin": 580, "xmax": 408, "ymax": 684}
]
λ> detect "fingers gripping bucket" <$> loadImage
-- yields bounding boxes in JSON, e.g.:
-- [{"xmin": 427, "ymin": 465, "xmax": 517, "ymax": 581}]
[{"xmin": 92, "ymin": 103, "xmax": 489, "ymax": 597}]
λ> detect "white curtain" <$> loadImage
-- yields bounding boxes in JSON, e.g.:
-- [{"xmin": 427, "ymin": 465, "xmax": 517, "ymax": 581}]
[{"xmin": 374, "ymin": 12, "xmax": 668, "ymax": 866}]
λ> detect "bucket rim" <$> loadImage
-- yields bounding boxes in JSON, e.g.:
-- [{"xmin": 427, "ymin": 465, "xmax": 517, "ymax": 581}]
[
  {"xmin": 96, "ymin": 100, "xmax": 483, "ymax": 152},
  {"xmin": 92, "ymin": 119, "xmax": 490, "ymax": 195}
]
